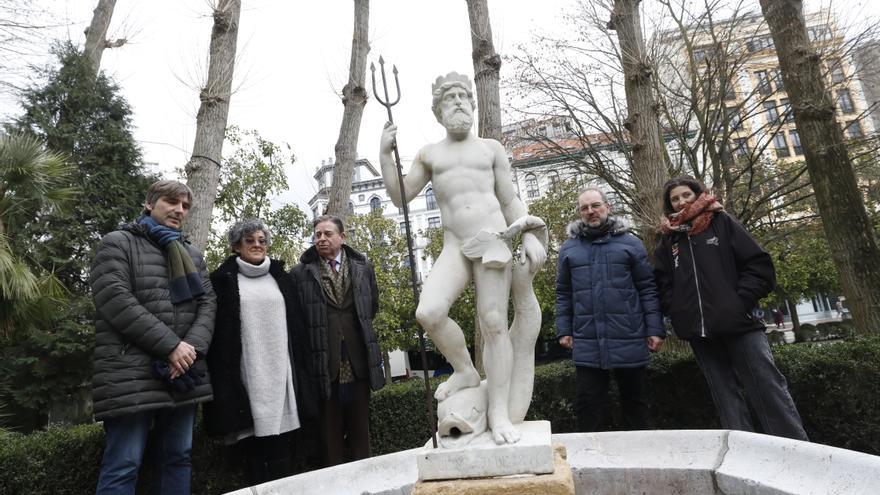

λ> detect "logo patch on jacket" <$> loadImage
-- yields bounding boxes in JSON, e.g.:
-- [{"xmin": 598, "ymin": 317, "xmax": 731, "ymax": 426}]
[
  {"xmin": 706, "ymin": 236, "xmax": 719, "ymax": 246},
  {"xmin": 672, "ymin": 242, "xmax": 680, "ymax": 269}
]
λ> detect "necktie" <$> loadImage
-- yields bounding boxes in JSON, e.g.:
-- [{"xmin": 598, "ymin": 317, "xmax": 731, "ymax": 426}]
[{"xmin": 329, "ymin": 259, "xmax": 338, "ymax": 275}]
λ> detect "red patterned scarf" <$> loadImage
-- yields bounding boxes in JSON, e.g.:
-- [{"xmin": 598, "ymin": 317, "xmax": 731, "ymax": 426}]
[{"xmin": 660, "ymin": 192, "xmax": 724, "ymax": 236}]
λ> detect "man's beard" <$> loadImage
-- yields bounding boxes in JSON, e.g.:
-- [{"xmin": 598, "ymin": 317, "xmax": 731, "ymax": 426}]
[{"xmin": 442, "ymin": 109, "xmax": 473, "ymax": 133}]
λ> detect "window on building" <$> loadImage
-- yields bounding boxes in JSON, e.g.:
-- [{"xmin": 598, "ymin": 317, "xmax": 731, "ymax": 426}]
[
  {"xmin": 428, "ymin": 216, "xmax": 441, "ymax": 229},
  {"xmin": 773, "ymin": 132, "xmax": 790, "ymax": 157},
  {"xmin": 837, "ymin": 89, "xmax": 855, "ymax": 114},
  {"xmin": 732, "ymin": 138, "xmax": 750, "ymax": 157},
  {"xmin": 845, "ymin": 121, "xmax": 864, "ymax": 139},
  {"xmin": 756, "ymin": 71, "xmax": 772, "ymax": 96},
  {"xmin": 525, "ymin": 174, "xmax": 540, "ymax": 198},
  {"xmin": 789, "ymin": 130, "xmax": 803, "ymax": 156},
  {"xmin": 763, "ymin": 100, "xmax": 780, "ymax": 124},
  {"xmin": 425, "ymin": 188, "xmax": 437, "ymax": 210},
  {"xmin": 829, "ymin": 59, "xmax": 846, "ymax": 84},
  {"xmin": 370, "ymin": 196, "xmax": 382, "ymax": 211},
  {"xmin": 807, "ymin": 26, "xmax": 831, "ymax": 42},
  {"xmin": 358, "ymin": 194, "xmax": 365, "ymax": 202},
  {"xmin": 547, "ymin": 170, "xmax": 560, "ymax": 186},
  {"xmin": 771, "ymin": 69, "xmax": 784, "ymax": 93},
  {"xmin": 723, "ymin": 81, "xmax": 737, "ymax": 101},
  {"xmin": 348, "ymin": 202, "xmax": 354, "ymax": 215},
  {"xmin": 746, "ymin": 35, "xmax": 774, "ymax": 53},
  {"xmin": 779, "ymin": 98, "xmax": 792, "ymax": 122}
]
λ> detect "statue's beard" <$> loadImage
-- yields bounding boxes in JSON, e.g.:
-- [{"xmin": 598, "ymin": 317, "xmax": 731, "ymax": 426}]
[{"xmin": 442, "ymin": 109, "xmax": 473, "ymax": 133}]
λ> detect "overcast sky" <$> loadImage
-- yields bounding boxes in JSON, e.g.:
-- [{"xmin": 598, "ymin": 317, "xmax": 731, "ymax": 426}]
[{"xmin": 1, "ymin": 0, "xmax": 877, "ymax": 212}]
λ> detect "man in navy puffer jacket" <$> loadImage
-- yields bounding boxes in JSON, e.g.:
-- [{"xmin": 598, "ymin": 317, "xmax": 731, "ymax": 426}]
[{"xmin": 556, "ymin": 187, "xmax": 665, "ymax": 431}]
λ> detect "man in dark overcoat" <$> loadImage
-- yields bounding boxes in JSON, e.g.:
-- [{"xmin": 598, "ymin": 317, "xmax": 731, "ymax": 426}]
[{"xmin": 290, "ymin": 214, "xmax": 384, "ymax": 467}]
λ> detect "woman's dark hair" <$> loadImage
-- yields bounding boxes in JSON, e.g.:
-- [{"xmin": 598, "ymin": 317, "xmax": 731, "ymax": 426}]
[{"xmin": 662, "ymin": 176, "xmax": 705, "ymax": 215}]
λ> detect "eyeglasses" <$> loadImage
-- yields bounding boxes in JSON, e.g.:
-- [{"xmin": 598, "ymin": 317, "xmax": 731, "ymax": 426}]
[{"xmin": 579, "ymin": 202, "xmax": 605, "ymax": 212}]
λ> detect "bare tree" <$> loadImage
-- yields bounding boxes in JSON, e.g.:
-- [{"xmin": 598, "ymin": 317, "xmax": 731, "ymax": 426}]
[
  {"xmin": 465, "ymin": 0, "xmax": 502, "ymax": 375},
  {"xmin": 184, "ymin": 0, "xmax": 241, "ymax": 251},
  {"xmin": 466, "ymin": 0, "xmax": 502, "ymax": 141},
  {"xmin": 83, "ymin": 0, "xmax": 125, "ymax": 74},
  {"xmin": 508, "ymin": 1, "xmax": 665, "ymax": 243},
  {"xmin": 759, "ymin": 0, "xmax": 880, "ymax": 334},
  {"xmin": 0, "ymin": 1, "xmax": 64, "ymax": 95},
  {"xmin": 608, "ymin": 0, "xmax": 667, "ymax": 246},
  {"xmin": 325, "ymin": 0, "xmax": 369, "ymax": 222}
]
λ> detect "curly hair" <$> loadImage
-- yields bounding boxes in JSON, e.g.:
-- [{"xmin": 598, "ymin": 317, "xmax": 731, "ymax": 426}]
[{"xmin": 227, "ymin": 219, "xmax": 272, "ymax": 251}]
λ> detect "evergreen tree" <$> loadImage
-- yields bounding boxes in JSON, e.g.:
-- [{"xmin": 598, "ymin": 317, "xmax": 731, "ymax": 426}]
[
  {"xmin": 2, "ymin": 43, "xmax": 156, "ymax": 424},
  {"xmin": 8, "ymin": 42, "xmax": 156, "ymax": 293}
]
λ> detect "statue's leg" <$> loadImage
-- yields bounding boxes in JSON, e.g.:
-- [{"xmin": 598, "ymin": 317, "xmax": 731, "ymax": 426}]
[
  {"xmin": 507, "ymin": 260, "xmax": 543, "ymax": 423},
  {"xmin": 473, "ymin": 262, "xmax": 519, "ymax": 444},
  {"xmin": 416, "ymin": 246, "xmax": 480, "ymax": 401}
]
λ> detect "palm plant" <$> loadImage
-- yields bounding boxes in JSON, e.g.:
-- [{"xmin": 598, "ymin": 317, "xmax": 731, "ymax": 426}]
[{"xmin": 0, "ymin": 133, "xmax": 76, "ymax": 337}]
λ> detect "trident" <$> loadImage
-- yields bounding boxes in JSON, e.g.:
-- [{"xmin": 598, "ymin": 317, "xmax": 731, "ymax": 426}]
[{"xmin": 371, "ymin": 56, "xmax": 438, "ymax": 448}]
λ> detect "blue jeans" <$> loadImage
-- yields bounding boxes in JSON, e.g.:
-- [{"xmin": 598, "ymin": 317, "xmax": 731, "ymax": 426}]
[{"xmin": 95, "ymin": 404, "xmax": 197, "ymax": 495}]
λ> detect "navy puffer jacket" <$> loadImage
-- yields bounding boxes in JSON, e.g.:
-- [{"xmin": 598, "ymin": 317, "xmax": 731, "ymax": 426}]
[{"xmin": 556, "ymin": 218, "xmax": 664, "ymax": 369}]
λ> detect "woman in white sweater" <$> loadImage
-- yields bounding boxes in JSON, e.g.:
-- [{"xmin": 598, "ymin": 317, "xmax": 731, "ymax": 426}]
[{"xmin": 205, "ymin": 219, "xmax": 317, "ymax": 485}]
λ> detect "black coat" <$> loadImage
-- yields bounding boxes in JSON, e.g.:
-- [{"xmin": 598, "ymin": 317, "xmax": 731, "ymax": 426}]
[
  {"xmin": 90, "ymin": 224, "xmax": 216, "ymax": 420},
  {"xmin": 290, "ymin": 244, "xmax": 385, "ymax": 400},
  {"xmin": 653, "ymin": 212, "xmax": 774, "ymax": 340},
  {"xmin": 203, "ymin": 256, "xmax": 318, "ymax": 436}
]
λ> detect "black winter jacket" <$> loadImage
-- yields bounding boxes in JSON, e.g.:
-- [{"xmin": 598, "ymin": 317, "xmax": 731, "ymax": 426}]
[
  {"xmin": 90, "ymin": 224, "xmax": 216, "ymax": 420},
  {"xmin": 290, "ymin": 245, "xmax": 385, "ymax": 400},
  {"xmin": 653, "ymin": 212, "xmax": 774, "ymax": 340},
  {"xmin": 203, "ymin": 256, "xmax": 319, "ymax": 436}
]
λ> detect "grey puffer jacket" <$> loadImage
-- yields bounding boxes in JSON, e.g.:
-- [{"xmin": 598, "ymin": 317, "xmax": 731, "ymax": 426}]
[
  {"xmin": 90, "ymin": 223, "xmax": 216, "ymax": 420},
  {"xmin": 290, "ymin": 244, "xmax": 385, "ymax": 400}
]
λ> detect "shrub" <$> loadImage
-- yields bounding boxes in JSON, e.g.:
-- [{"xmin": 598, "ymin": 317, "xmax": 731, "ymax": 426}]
[{"xmin": 2, "ymin": 337, "xmax": 879, "ymax": 493}]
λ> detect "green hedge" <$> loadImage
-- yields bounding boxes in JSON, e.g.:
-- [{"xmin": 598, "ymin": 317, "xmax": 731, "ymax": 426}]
[{"xmin": 2, "ymin": 337, "xmax": 879, "ymax": 494}]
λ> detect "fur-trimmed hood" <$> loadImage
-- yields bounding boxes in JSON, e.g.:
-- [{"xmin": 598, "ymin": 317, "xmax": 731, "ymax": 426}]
[{"xmin": 567, "ymin": 216, "xmax": 630, "ymax": 240}]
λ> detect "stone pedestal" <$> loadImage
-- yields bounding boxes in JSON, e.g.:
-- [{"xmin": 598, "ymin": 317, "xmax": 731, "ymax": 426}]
[
  {"xmin": 418, "ymin": 420, "xmax": 554, "ymax": 481},
  {"xmin": 412, "ymin": 443, "xmax": 574, "ymax": 495}
]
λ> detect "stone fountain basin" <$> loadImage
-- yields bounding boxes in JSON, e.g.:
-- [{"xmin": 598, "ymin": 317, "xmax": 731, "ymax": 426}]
[{"xmin": 227, "ymin": 430, "xmax": 880, "ymax": 495}]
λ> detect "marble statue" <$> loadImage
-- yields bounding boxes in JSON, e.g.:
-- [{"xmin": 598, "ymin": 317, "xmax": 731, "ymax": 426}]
[{"xmin": 379, "ymin": 72, "xmax": 548, "ymax": 445}]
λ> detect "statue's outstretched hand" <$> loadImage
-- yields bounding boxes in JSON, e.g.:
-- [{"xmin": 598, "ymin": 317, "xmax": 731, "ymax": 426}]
[{"xmin": 380, "ymin": 122, "xmax": 397, "ymax": 154}]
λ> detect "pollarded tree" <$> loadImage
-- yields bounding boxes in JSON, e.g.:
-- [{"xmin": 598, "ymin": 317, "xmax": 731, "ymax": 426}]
[
  {"xmin": 759, "ymin": 0, "xmax": 880, "ymax": 335},
  {"xmin": 185, "ymin": 0, "xmax": 242, "ymax": 252},
  {"xmin": 326, "ymin": 0, "xmax": 369, "ymax": 223}
]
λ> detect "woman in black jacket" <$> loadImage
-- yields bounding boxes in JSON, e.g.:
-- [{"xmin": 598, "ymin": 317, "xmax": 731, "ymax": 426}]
[
  {"xmin": 204, "ymin": 219, "xmax": 317, "ymax": 484},
  {"xmin": 653, "ymin": 177, "xmax": 807, "ymax": 441}
]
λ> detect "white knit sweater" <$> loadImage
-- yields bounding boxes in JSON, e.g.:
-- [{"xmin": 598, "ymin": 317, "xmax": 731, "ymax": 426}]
[{"xmin": 234, "ymin": 256, "xmax": 300, "ymax": 438}]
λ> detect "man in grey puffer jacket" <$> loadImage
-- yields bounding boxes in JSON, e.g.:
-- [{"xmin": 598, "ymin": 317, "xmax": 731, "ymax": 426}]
[{"xmin": 90, "ymin": 180, "xmax": 216, "ymax": 495}]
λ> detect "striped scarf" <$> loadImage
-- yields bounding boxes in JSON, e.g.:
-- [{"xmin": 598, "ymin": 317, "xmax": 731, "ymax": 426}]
[{"xmin": 137, "ymin": 215, "xmax": 205, "ymax": 304}]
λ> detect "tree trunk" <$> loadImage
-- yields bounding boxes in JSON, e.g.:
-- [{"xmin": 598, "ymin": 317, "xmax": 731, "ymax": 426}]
[
  {"xmin": 325, "ymin": 0, "xmax": 369, "ymax": 223},
  {"xmin": 759, "ymin": 0, "xmax": 880, "ymax": 335},
  {"xmin": 383, "ymin": 349, "xmax": 392, "ymax": 386},
  {"xmin": 787, "ymin": 298, "xmax": 801, "ymax": 332},
  {"xmin": 83, "ymin": 0, "xmax": 121, "ymax": 74},
  {"xmin": 609, "ymin": 0, "xmax": 667, "ymax": 254},
  {"xmin": 184, "ymin": 0, "xmax": 241, "ymax": 251},
  {"xmin": 466, "ymin": 0, "xmax": 502, "ymax": 141},
  {"xmin": 465, "ymin": 0, "xmax": 501, "ymax": 375}
]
